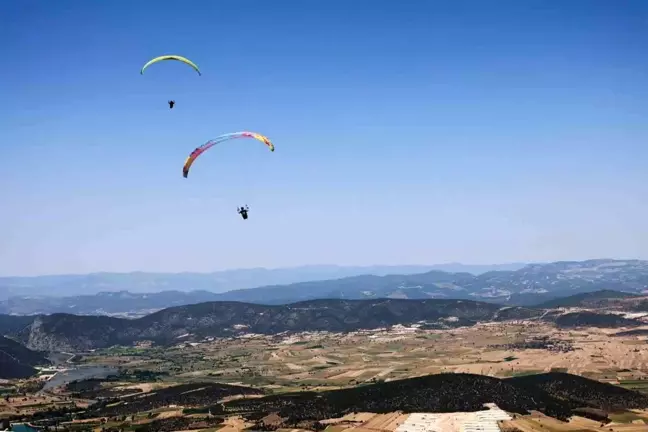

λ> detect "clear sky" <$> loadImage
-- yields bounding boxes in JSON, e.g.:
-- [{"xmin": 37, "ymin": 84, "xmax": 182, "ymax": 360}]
[{"xmin": 1, "ymin": 0, "xmax": 647, "ymax": 276}]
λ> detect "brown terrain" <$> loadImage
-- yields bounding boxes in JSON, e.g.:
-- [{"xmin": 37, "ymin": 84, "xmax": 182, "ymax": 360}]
[{"xmin": 3, "ymin": 318, "xmax": 648, "ymax": 431}]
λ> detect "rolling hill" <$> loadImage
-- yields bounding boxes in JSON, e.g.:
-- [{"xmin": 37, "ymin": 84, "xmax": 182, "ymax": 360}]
[
  {"xmin": 25, "ymin": 372, "xmax": 648, "ymax": 426},
  {"xmin": 553, "ymin": 311, "xmax": 643, "ymax": 328},
  {"xmin": 3, "ymin": 297, "xmax": 643, "ymax": 353},
  {"xmin": 535, "ymin": 289, "xmax": 640, "ymax": 308},
  {"xmin": 0, "ymin": 335, "xmax": 51, "ymax": 379},
  {"xmin": 11, "ymin": 298, "xmax": 541, "ymax": 351},
  {"xmin": 214, "ymin": 372, "xmax": 648, "ymax": 426}
]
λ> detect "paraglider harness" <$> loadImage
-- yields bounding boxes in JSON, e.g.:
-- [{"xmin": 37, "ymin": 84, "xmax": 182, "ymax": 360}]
[
  {"xmin": 168, "ymin": 100, "xmax": 175, "ymax": 109},
  {"xmin": 238, "ymin": 205, "xmax": 249, "ymax": 220}
]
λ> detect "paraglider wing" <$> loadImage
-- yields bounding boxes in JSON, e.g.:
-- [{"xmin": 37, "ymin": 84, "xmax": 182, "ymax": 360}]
[
  {"xmin": 182, "ymin": 141, "xmax": 217, "ymax": 178},
  {"xmin": 239, "ymin": 132, "xmax": 275, "ymax": 152},
  {"xmin": 141, "ymin": 55, "xmax": 201, "ymax": 75},
  {"xmin": 182, "ymin": 132, "xmax": 275, "ymax": 178}
]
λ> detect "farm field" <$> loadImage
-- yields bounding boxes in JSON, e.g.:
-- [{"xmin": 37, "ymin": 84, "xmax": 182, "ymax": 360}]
[
  {"xmin": 73, "ymin": 321, "xmax": 648, "ymax": 392},
  {"xmin": 4, "ymin": 321, "xmax": 648, "ymax": 431}
]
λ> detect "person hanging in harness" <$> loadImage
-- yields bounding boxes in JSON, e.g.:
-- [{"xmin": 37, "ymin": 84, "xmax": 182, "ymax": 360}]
[
  {"xmin": 237, "ymin": 205, "xmax": 249, "ymax": 220},
  {"xmin": 168, "ymin": 100, "xmax": 175, "ymax": 109}
]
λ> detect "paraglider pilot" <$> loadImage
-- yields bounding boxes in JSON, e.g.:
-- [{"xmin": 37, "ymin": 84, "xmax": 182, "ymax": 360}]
[
  {"xmin": 168, "ymin": 100, "xmax": 175, "ymax": 109},
  {"xmin": 237, "ymin": 205, "xmax": 249, "ymax": 220}
]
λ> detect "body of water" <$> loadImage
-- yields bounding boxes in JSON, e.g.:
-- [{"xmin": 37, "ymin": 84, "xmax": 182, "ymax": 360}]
[
  {"xmin": 10, "ymin": 424, "xmax": 40, "ymax": 432},
  {"xmin": 42, "ymin": 365, "xmax": 118, "ymax": 391}
]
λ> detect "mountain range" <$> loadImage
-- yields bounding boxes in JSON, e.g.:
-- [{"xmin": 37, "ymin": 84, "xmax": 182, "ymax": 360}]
[
  {"xmin": 2, "ymin": 259, "xmax": 648, "ymax": 316},
  {"xmin": 2, "ymin": 293, "xmax": 645, "ymax": 353},
  {"xmin": 10, "ymin": 298, "xmax": 540, "ymax": 351},
  {"xmin": 0, "ymin": 263, "xmax": 526, "ymax": 300}
]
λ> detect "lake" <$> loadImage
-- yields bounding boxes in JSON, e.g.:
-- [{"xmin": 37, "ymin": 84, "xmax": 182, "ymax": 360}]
[
  {"xmin": 42, "ymin": 365, "xmax": 118, "ymax": 391},
  {"xmin": 9, "ymin": 424, "xmax": 40, "ymax": 432}
]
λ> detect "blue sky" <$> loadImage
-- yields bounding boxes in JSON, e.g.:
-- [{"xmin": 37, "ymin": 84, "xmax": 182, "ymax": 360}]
[{"xmin": 1, "ymin": 0, "xmax": 647, "ymax": 276}]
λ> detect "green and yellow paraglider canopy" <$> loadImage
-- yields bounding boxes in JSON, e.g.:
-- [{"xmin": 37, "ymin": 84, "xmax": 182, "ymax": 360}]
[{"xmin": 140, "ymin": 55, "xmax": 201, "ymax": 75}]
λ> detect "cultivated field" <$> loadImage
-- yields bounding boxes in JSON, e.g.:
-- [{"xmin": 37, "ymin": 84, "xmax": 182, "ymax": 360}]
[
  {"xmin": 6, "ymin": 321, "xmax": 648, "ymax": 431},
  {"xmin": 502, "ymin": 410, "xmax": 648, "ymax": 432},
  {"xmin": 76, "ymin": 321, "xmax": 648, "ymax": 392}
]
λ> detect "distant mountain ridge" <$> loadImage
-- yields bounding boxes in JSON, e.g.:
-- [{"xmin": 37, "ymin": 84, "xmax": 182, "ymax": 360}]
[
  {"xmin": 0, "ymin": 290, "xmax": 223, "ymax": 317},
  {"xmin": 0, "ymin": 263, "xmax": 527, "ymax": 300},
  {"xmin": 3, "ymin": 296, "xmax": 644, "ymax": 352},
  {"xmin": 215, "ymin": 259, "xmax": 648, "ymax": 305},
  {"xmin": 2, "ymin": 259, "xmax": 648, "ymax": 315}
]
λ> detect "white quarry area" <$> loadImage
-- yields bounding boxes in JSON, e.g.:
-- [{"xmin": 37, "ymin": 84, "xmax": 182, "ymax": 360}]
[{"xmin": 394, "ymin": 404, "xmax": 511, "ymax": 432}]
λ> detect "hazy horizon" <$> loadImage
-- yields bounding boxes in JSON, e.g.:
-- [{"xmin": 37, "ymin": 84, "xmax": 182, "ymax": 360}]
[
  {"xmin": 2, "ymin": 1, "xmax": 647, "ymax": 276},
  {"xmin": 1, "ymin": 261, "xmax": 534, "ymax": 279}
]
